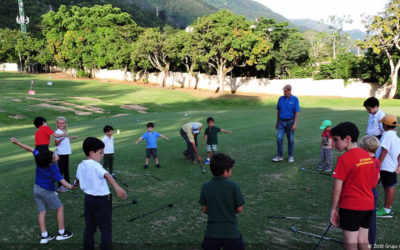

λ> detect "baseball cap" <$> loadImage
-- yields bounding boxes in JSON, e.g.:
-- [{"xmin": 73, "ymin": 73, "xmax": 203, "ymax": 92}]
[
  {"xmin": 320, "ymin": 120, "xmax": 332, "ymax": 130},
  {"xmin": 192, "ymin": 123, "xmax": 200, "ymax": 134},
  {"xmin": 379, "ymin": 114, "xmax": 399, "ymax": 126}
]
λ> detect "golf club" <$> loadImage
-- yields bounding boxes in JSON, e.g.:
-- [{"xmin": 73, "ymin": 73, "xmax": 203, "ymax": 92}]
[
  {"xmin": 291, "ymin": 226, "xmax": 342, "ymax": 244},
  {"xmin": 300, "ymin": 168, "xmax": 331, "ymax": 176},
  {"xmin": 80, "ymin": 198, "xmax": 138, "ymax": 217},
  {"xmin": 313, "ymin": 223, "xmax": 333, "ymax": 250},
  {"xmin": 145, "ymin": 173, "xmax": 162, "ymax": 181},
  {"xmin": 128, "ymin": 203, "xmax": 173, "ymax": 222},
  {"xmin": 267, "ymin": 215, "xmax": 322, "ymax": 220}
]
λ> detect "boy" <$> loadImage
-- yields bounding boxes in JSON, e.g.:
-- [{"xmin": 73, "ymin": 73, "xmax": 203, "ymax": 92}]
[
  {"xmin": 135, "ymin": 122, "xmax": 169, "ymax": 169},
  {"xmin": 363, "ymin": 97, "xmax": 385, "ymax": 140},
  {"xmin": 102, "ymin": 125, "xmax": 115, "ymax": 175},
  {"xmin": 202, "ymin": 117, "xmax": 232, "ymax": 165},
  {"xmin": 375, "ymin": 114, "xmax": 400, "ymax": 217},
  {"xmin": 330, "ymin": 122, "xmax": 375, "ymax": 250},
  {"xmin": 199, "ymin": 153, "xmax": 245, "ymax": 250},
  {"xmin": 359, "ymin": 135, "xmax": 381, "ymax": 245},
  {"xmin": 11, "ymin": 137, "xmax": 75, "ymax": 244},
  {"xmin": 317, "ymin": 120, "xmax": 333, "ymax": 171},
  {"xmin": 34, "ymin": 117, "xmax": 66, "ymax": 152},
  {"xmin": 75, "ymin": 137, "xmax": 127, "ymax": 250}
]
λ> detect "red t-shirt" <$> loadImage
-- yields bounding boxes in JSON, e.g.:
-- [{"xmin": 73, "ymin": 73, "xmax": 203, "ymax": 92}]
[
  {"xmin": 35, "ymin": 125, "xmax": 54, "ymax": 146},
  {"xmin": 332, "ymin": 148, "xmax": 374, "ymax": 210},
  {"xmin": 321, "ymin": 129, "xmax": 333, "ymax": 149},
  {"xmin": 372, "ymin": 157, "xmax": 381, "ymax": 187}
]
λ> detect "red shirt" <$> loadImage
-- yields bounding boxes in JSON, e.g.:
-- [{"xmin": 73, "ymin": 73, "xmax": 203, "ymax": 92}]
[
  {"xmin": 35, "ymin": 125, "xmax": 54, "ymax": 146},
  {"xmin": 321, "ymin": 129, "xmax": 333, "ymax": 149},
  {"xmin": 333, "ymin": 148, "xmax": 374, "ymax": 210},
  {"xmin": 372, "ymin": 157, "xmax": 381, "ymax": 187}
]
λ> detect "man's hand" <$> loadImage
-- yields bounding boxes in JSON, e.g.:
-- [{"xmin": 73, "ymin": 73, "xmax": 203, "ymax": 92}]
[{"xmin": 291, "ymin": 123, "xmax": 297, "ymax": 131}]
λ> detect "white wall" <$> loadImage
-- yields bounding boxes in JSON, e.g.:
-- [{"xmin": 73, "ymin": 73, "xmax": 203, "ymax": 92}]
[{"xmin": 0, "ymin": 63, "xmax": 19, "ymax": 72}]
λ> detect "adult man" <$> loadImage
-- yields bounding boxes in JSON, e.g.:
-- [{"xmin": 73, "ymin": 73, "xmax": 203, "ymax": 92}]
[
  {"xmin": 272, "ymin": 84, "xmax": 300, "ymax": 163},
  {"xmin": 181, "ymin": 122, "xmax": 203, "ymax": 164}
]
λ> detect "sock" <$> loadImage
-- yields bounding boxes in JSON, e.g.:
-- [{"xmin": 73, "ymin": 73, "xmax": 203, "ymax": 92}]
[
  {"xmin": 58, "ymin": 229, "xmax": 65, "ymax": 235},
  {"xmin": 41, "ymin": 231, "xmax": 48, "ymax": 237},
  {"xmin": 384, "ymin": 207, "xmax": 391, "ymax": 213},
  {"xmin": 207, "ymin": 158, "xmax": 210, "ymax": 161}
]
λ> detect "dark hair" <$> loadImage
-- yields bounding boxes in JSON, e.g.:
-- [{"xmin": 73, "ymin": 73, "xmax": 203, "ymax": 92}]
[
  {"xmin": 210, "ymin": 153, "xmax": 235, "ymax": 177},
  {"xmin": 34, "ymin": 117, "xmax": 46, "ymax": 128},
  {"xmin": 83, "ymin": 137, "xmax": 105, "ymax": 156},
  {"xmin": 147, "ymin": 122, "xmax": 154, "ymax": 128},
  {"xmin": 383, "ymin": 123, "xmax": 397, "ymax": 130},
  {"xmin": 207, "ymin": 117, "xmax": 215, "ymax": 123},
  {"xmin": 103, "ymin": 125, "xmax": 114, "ymax": 133},
  {"xmin": 34, "ymin": 151, "xmax": 54, "ymax": 168},
  {"xmin": 363, "ymin": 97, "xmax": 379, "ymax": 108},
  {"xmin": 331, "ymin": 122, "xmax": 359, "ymax": 142}
]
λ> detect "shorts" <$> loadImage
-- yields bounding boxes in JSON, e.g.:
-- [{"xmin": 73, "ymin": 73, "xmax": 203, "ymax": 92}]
[
  {"xmin": 146, "ymin": 148, "xmax": 158, "ymax": 158},
  {"xmin": 380, "ymin": 170, "xmax": 397, "ymax": 188},
  {"xmin": 339, "ymin": 208, "xmax": 373, "ymax": 231},
  {"xmin": 206, "ymin": 144, "xmax": 217, "ymax": 152},
  {"xmin": 33, "ymin": 184, "xmax": 62, "ymax": 212},
  {"xmin": 201, "ymin": 234, "xmax": 244, "ymax": 250}
]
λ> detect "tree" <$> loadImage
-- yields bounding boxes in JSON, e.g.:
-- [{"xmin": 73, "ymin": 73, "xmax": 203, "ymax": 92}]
[
  {"xmin": 0, "ymin": 29, "xmax": 22, "ymax": 63},
  {"xmin": 303, "ymin": 30, "xmax": 331, "ymax": 61},
  {"xmin": 364, "ymin": 0, "xmax": 400, "ymax": 98},
  {"xmin": 326, "ymin": 15, "xmax": 352, "ymax": 59},
  {"xmin": 190, "ymin": 10, "xmax": 272, "ymax": 93}
]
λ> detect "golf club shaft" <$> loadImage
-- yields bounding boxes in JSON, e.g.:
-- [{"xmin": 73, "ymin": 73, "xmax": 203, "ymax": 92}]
[
  {"xmin": 301, "ymin": 168, "xmax": 331, "ymax": 176},
  {"xmin": 292, "ymin": 228, "xmax": 342, "ymax": 244},
  {"xmin": 128, "ymin": 204, "xmax": 172, "ymax": 222},
  {"xmin": 313, "ymin": 223, "xmax": 332, "ymax": 250}
]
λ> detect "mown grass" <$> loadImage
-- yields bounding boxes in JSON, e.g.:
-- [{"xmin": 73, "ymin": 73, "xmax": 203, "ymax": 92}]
[{"xmin": 1, "ymin": 72, "xmax": 400, "ymax": 249}]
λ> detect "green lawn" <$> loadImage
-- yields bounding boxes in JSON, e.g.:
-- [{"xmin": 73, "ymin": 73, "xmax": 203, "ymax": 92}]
[{"xmin": 1, "ymin": 72, "xmax": 400, "ymax": 249}]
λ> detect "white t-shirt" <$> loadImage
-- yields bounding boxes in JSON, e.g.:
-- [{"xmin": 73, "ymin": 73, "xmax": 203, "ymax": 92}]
[
  {"xmin": 102, "ymin": 135, "xmax": 114, "ymax": 154},
  {"xmin": 366, "ymin": 109, "xmax": 385, "ymax": 136},
  {"xmin": 54, "ymin": 129, "xmax": 71, "ymax": 155},
  {"xmin": 76, "ymin": 159, "xmax": 110, "ymax": 196},
  {"xmin": 376, "ymin": 130, "xmax": 400, "ymax": 172}
]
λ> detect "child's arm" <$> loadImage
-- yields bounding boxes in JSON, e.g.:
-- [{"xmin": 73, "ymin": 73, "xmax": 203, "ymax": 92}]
[
  {"xmin": 10, "ymin": 137, "xmax": 34, "ymax": 152},
  {"xmin": 202, "ymin": 205, "xmax": 207, "ymax": 214},
  {"xmin": 330, "ymin": 179, "xmax": 343, "ymax": 227},
  {"xmin": 59, "ymin": 179, "xmax": 77, "ymax": 190},
  {"xmin": 104, "ymin": 173, "xmax": 127, "ymax": 199},
  {"xmin": 396, "ymin": 153, "xmax": 400, "ymax": 174},
  {"xmin": 70, "ymin": 136, "xmax": 78, "ymax": 140},
  {"xmin": 221, "ymin": 129, "xmax": 232, "ymax": 134},
  {"xmin": 52, "ymin": 132, "xmax": 67, "ymax": 138},
  {"xmin": 135, "ymin": 137, "xmax": 143, "ymax": 145},
  {"xmin": 379, "ymin": 148, "xmax": 388, "ymax": 164},
  {"xmin": 160, "ymin": 134, "xmax": 169, "ymax": 141},
  {"xmin": 55, "ymin": 138, "xmax": 65, "ymax": 146},
  {"xmin": 202, "ymin": 134, "xmax": 207, "ymax": 146},
  {"xmin": 236, "ymin": 205, "xmax": 244, "ymax": 214}
]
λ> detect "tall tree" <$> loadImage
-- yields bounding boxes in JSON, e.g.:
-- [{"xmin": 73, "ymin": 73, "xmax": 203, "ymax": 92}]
[
  {"xmin": 326, "ymin": 15, "xmax": 352, "ymax": 59},
  {"xmin": 364, "ymin": 0, "xmax": 400, "ymax": 98}
]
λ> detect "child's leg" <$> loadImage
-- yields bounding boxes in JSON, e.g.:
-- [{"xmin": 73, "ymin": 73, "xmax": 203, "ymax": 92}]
[
  {"xmin": 83, "ymin": 196, "xmax": 99, "ymax": 249},
  {"xmin": 368, "ymin": 188, "xmax": 378, "ymax": 245},
  {"xmin": 357, "ymin": 227, "xmax": 370, "ymax": 250},
  {"xmin": 57, "ymin": 156, "xmax": 66, "ymax": 187},
  {"xmin": 206, "ymin": 151, "xmax": 211, "ymax": 159},
  {"xmin": 103, "ymin": 154, "xmax": 110, "ymax": 171},
  {"xmin": 326, "ymin": 149, "xmax": 333, "ymax": 170},
  {"xmin": 56, "ymin": 205, "xmax": 65, "ymax": 230},
  {"xmin": 317, "ymin": 149, "xmax": 325, "ymax": 169},
  {"xmin": 38, "ymin": 211, "xmax": 47, "ymax": 233},
  {"xmin": 342, "ymin": 230, "xmax": 358, "ymax": 250},
  {"xmin": 145, "ymin": 158, "xmax": 149, "ymax": 165},
  {"xmin": 384, "ymin": 186, "xmax": 396, "ymax": 209},
  {"xmin": 109, "ymin": 154, "xmax": 114, "ymax": 173},
  {"xmin": 155, "ymin": 157, "xmax": 159, "ymax": 164}
]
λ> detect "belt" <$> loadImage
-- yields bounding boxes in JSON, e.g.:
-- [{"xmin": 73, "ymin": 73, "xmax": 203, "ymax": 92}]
[{"xmin": 279, "ymin": 118, "xmax": 294, "ymax": 121}]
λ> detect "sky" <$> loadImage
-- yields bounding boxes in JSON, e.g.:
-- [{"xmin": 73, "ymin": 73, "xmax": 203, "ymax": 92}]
[{"xmin": 254, "ymin": 0, "xmax": 389, "ymax": 31}]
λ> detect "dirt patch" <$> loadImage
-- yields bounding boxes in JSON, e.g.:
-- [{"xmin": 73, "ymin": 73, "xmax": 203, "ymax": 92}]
[
  {"xmin": 34, "ymin": 103, "xmax": 92, "ymax": 116},
  {"xmin": 26, "ymin": 97, "xmax": 105, "ymax": 114},
  {"xmin": 111, "ymin": 114, "xmax": 131, "ymax": 118},
  {"xmin": 8, "ymin": 115, "xmax": 27, "ymax": 119},
  {"xmin": 12, "ymin": 98, "xmax": 21, "ymax": 102},
  {"xmin": 120, "ymin": 104, "xmax": 148, "ymax": 113},
  {"xmin": 0, "ymin": 108, "xmax": 6, "ymax": 112},
  {"xmin": 72, "ymin": 97, "xmax": 102, "ymax": 101}
]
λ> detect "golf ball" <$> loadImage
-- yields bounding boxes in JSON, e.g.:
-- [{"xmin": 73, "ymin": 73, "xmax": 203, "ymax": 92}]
[
  {"xmin": 184, "ymin": 113, "xmax": 188, "ymax": 117},
  {"xmin": 136, "ymin": 119, "xmax": 140, "ymax": 122}
]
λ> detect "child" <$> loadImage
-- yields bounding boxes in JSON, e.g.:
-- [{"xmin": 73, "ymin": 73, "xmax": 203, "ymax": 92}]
[
  {"xmin": 75, "ymin": 137, "xmax": 127, "ymax": 250},
  {"xmin": 54, "ymin": 116, "xmax": 78, "ymax": 192},
  {"xmin": 317, "ymin": 120, "xmax": 334, "ymax": 171},
  {"xmin": 363, "ymin": 97, "xmax": 385, "ymax": 139},
  {"xmin": 202, "ymin": 117, "xmax": 232, "ymax": 165},
  {"xmin": 330, "ymin": 122, "xmax": 375, "ymax": 250},
  {"xmin": 199, "ymin": 153, "xmax": 245, "ymax": 250},
  {"xmin": 102, "ymin": 125, "xmax": 115, "ymax": 176},
  {"xmin": 135, "ymin": 122, "xmax": 169, "ymax": 169},
  {"xmin": 11, "ymin": 137, "xmax": 75, "ymax": 245},
  {"xmin": 34, "ymin": 117, "xmax": 66, "ymax": 152},
  {"xmin": 375, "ymin": 114, "xmax": 400, "ymax": 217},
  {"xmin": 359, "ymin": 135, "xmax": 381, "ymax": 246}
]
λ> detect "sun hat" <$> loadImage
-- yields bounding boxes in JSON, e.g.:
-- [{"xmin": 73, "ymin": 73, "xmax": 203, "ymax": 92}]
[
  {"xmin": 320, "ymin": 120, "xmax": 332, "ymax": 130},
  {"xmin": 192, "ymin": 123, "xmax": 200, "ymax": 134},
  {"xmin": 379, "ymin": 114, "xmax": 399, "ymax": 126}
]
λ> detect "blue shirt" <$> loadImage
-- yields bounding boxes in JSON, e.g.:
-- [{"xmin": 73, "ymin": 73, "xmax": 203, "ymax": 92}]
[
  {"xmin": 276, "ymin": 95, "xmax": 300, "ymax": 119},
  {"xmin": 33, "ymin": 150, "xmax": 63, "ymax": 191},
  {"xmin": 141, "ymin": 131, "xmax": 161, "ymax": 148}
]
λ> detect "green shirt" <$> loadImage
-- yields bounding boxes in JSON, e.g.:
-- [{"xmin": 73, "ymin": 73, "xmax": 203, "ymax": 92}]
[
  {"xmin": 199, "ymin": 176, "xmax": 245, "ymax": 238},
  {"xmin": 204, "ymin": 126, "xmax": 221, "ymax": 145}
]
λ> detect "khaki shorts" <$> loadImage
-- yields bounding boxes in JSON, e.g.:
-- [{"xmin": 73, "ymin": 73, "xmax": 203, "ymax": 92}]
[{"xmin": 206, "ymin": 144, "xmax": 217, "ymax": 152}]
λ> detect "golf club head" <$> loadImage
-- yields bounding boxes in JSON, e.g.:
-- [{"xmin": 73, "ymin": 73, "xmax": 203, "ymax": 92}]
[
  {"xmin": 167, "ymin": 203, "xmax": 173, "ymax": 207},
  {"xmin": 300, "ymin": 168, "xmax": 305, "ymax": 170},
  {"xmin": 291, "ymin": 226, "xmax": 297, "ymax": 232},
  {"xmin": 132, "ymin": 198, "xmax": 138, "ymax": 204}
]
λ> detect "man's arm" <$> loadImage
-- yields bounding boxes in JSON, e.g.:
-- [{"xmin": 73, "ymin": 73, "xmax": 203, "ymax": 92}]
[
  {"xmin": 379, "ymin": 147, "xmax": 388, "ymax": 164},
  {"xmin": 292, "ymin": 112, "xmax": 299, "ymax": 131},
  {"xmin": 221, "ymin": 129, "xmax": 232, "ymax": 134},
  {"xmin": 330, "ymin": 179, "xmax": 343, "ymax": 227},
  {"xmin": 104, "ymin": 173, "xmax": 127, "ymax": 199},
  {"xmin": 192, "ymin": 141, "xmax": 201, "ymax": 163},
  {"xmin": 10, "ymin": 137, "xmax": 34, "ymax": 152},
  {"xmin": 275, "ymin": 110, "xmax": 280, "ymax": 130}
]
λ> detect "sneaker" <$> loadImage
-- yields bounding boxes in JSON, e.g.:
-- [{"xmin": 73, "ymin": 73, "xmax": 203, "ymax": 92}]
[
  {"xmin": 324, "ymin": 168, "xmax": 332, "ymax": 172},
  {"xmin": 288, "ymin": 156, "xmax": 294, "ymax": 163},
  {"xmin": 183, "ymin": 153, "xmax": 190, "ymax": 160},
  {"xmin": 272, "ymin": 156, "xmax": 283, "ymax": 162},
  {"xmin": 316, "ymin": 166, "xmax": 323, "ymax": 171},
  {"xmin": 200, "ymin": 166, "xmax": 206, "ymax": 173},
  {"xmin": 376, "ymin": 207, "xmax": 394, "ymax": 218},
  {"xmin": 204, "ymin": 159, "xmax": 210, "ymax": 165},
  {"xmin": 144, "ymin": 165, "xmax": 149, "ymax": 169},
  {"xmin": 156, "ymin": 164, "xmax": 161, "ymax": 168},
  {"xmin": 56, "ymin": 230, "xmax": 73, "ymax": 241},
  {"xmin": 40, "ymin": 234, "xmax": 54, "ymax": 244},
  {"xmin": 111, "ymin": 173, "xmax": 117, "ymax": 178}
]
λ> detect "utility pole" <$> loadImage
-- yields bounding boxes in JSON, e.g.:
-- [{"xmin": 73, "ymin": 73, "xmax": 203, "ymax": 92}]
[{"xmin": 16, "ymin": 0, "xmax": 29, "ymax": 34}]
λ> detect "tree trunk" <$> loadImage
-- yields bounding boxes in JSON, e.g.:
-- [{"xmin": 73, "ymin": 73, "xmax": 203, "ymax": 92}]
[
  {"xmin": 388, "ymin": 62, "xmax": 400, "ymax": 98},
  {"xmin": 217, "ymin": 65, "xmax": 225, "ymax": 94},
  {"xmin": 332, "ymin": 36, "xmax": 336, "ymax": 60},
  {"xmin": 161, "ymin": 69, "xmax": 167, "ymax": 88}
]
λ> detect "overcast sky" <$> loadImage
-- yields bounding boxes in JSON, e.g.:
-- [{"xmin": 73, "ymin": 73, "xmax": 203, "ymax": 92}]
[{"xmin": 254, "ymin": 0, "xmax": 389, "ymax": 30}]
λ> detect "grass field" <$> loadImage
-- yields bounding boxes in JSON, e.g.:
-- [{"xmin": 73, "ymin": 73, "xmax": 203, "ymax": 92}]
[{"xmin": 1, "ymin": 72, "xmax": 400, "ymax": 249}]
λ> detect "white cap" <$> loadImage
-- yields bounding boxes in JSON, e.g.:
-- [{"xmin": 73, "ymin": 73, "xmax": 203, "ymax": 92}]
[{"xmin": 192, "ymin": 124, "xmax": 200, "ymax": 134}]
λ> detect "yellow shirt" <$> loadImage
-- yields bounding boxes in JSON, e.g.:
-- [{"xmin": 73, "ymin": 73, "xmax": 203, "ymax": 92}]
[{"xmin": 182, "ymin": 122, "xmax": 202, "ymax": 143}]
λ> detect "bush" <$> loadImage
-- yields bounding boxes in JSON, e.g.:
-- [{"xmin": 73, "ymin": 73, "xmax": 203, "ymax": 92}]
[{"xmin": 289, "ymin": 65, "xmax": 313, "ymax": 78}]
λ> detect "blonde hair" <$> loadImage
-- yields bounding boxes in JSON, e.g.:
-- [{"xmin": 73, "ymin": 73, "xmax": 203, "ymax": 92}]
[
  {"xmin": 56, "ymin": 116, "xmax": 67, "ymax": 122},
  {"xmin": 359, "ymin": 135, "xmax": 380, "ymax": 153}
]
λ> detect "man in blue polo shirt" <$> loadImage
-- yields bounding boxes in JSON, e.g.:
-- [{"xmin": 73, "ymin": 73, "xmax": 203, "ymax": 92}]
[{"xmin": 272, "ymin": 84, "xmax": 300, "ymax": 163}]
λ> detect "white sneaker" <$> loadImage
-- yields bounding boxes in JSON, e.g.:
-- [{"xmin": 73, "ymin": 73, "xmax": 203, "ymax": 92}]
[
  {"xmin": 56, "ymin": 230, "xmax": 73, "ymax": 241},
  {"xmin": 288, "ymin": 156, "xmax": 294, "ymax": 163},
  {"xmin": 40, "ymin": 234, "xmax": 54, "ymax": 244},
  {"xmin": 272, "ymin": 156, "xmax": 283, "ymax": 162}
]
